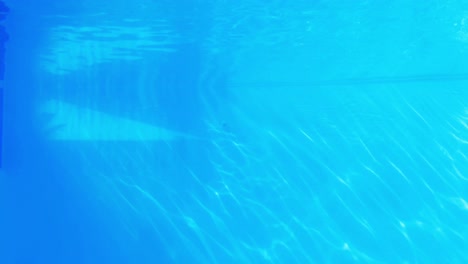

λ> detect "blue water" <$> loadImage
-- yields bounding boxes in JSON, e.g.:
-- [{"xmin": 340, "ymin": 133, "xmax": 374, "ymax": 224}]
[{"xmin": 1, "ymin": 0, "xmax": 468, "ymax": 263}]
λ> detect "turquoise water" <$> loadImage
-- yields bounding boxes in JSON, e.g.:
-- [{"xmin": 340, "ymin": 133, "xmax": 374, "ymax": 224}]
[{"xmin": 1, "ymin": 0, "xmax": 468, "ymax": 263}]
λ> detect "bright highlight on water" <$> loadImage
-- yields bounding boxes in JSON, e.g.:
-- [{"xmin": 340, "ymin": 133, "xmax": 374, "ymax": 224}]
[{"xmin": 39, "ymin": 99, "xmax": 184, "ymax": 141}]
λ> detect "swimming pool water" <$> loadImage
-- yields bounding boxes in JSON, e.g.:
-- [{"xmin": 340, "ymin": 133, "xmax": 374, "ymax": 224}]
[{"xmin": 1, "ymin": 0, "xmax": 468, "ymax": 263}]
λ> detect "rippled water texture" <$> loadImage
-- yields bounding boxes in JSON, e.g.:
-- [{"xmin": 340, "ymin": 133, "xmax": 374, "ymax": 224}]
[{"xmin": 2, "ymin": 0, "xmax": 468, "ymax": 263}]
